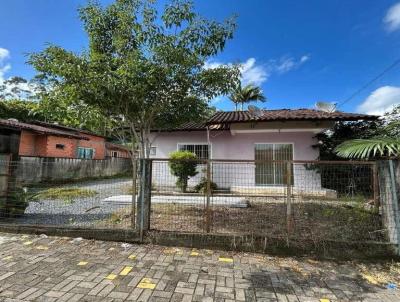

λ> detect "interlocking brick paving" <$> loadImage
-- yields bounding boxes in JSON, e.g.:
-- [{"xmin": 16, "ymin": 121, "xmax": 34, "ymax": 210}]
[{"xmin": 0, "ymin": 232, "xmax": 399, "ymax": 302}]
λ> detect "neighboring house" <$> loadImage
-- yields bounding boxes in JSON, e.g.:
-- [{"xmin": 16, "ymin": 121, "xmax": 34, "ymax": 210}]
[
  {"xmin": 105, "ymin": 142, "xmax": 130, "ymax": 158},
  {"xmin": 150, "ymin": 109, "xmax": 378, "ymax": 195},
  {"xmin": 0, "ymin": 119, "xmax": 129, "ymax": 159}
]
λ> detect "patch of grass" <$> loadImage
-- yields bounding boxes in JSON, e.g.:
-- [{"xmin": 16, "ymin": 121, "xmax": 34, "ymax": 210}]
[{"xmin": 32, "ymin": 187, "xmax": 98, "ymax": 204}]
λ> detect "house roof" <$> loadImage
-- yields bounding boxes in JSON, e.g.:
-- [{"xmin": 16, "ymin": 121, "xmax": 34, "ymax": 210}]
[
  {"xmin": 157, "ymin": 121, "xmax": 230, "ymax": 132},
  {"xmin": 0, "ymin": 119, "xmax": 88, "ymax": 140},
  {"xmin": 32, "ymin": 121, "xmax": 106, "ymax": 138},
  {"xmin": 156, "ymin": 109, "xmax": 378, "ymax": 132},
  {"xmin": 206, "ymin": 109, "xmax": 379, "ymax": 125}
]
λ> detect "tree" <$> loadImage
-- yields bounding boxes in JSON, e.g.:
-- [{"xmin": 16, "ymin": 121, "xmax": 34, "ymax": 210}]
[
  {"xmin": 229, "ymin": 83, "xmax": 266, "ymax": 111},
  {"xmin": 29, "ymin": 0, "xmax": 240, "ymax": 158},
  {"xmin": 169, "ymin": 151, "xmax": 198, "ymax": 192},
  {"xmin": 314, "ymin": 120, "xmax": 383, "ymax": 160},
  {"xmin": 0, "ymin": 76, "xmax": 38, "ymax": 100},
  {"xmin": 335, "ymin": 106, "xmax": 400, "ymax": 159},
  {"xmin": 29, "ymin": 0, "xmax": 239, "ymax": 229},
  {"xmin": 0, "ymin": 99, "xmax": 48, "ymax": 122}
]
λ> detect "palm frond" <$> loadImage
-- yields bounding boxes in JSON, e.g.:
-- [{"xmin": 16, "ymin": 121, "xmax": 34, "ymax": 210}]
[{"xmin": 335, "ymin": 138, "xmax": 400, "ymax": 159}]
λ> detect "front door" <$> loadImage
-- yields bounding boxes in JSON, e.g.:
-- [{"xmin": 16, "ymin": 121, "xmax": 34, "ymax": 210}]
[{"xmin": 255, "ymin": 143, "xmax": 293, "ymax": 185}]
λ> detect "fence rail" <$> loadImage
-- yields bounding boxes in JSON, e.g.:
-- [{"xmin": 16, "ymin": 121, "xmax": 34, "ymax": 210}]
[{"xmin": 0, "ymin": 156, "xmax": 399, "ymax": 256}]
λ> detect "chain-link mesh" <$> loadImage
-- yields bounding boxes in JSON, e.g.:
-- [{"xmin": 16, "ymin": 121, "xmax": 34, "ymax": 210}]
[
  {"xmin": 150, "ymin": 159, "xmax": 385, "ymax": 246},
  {"xmin": 1, "ymin": 156, "xmax": 398, "ymax": 252},
  {"xmin": 0, "ymin": 157, "xmax": 136, "ymax": 230}
]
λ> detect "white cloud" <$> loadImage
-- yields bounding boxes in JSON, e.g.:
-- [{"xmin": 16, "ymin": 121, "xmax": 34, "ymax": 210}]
[
  {"xmin": 0, "ymin": 48, "xmax": 9, "ymax": 62},
  {"xmin": 204, "ymin": 54, "xmax": 310, "ymax": 87},
  {"xmin": 0, "ymin": 47, "xmax": 11, "ymax": 81},
  {"xmin": 357, "ymin": 86, "xmax": 400, "ymax": 115},
  {"xmin": 384, "ymin": 2, "xmax": 400, "ymax": 32},
  {"xmin": 204, "ymin": 57, "xmax": 269, "ymax": 86},
  {"xmin": 239, "ymin": 58, "xmax": 269, "ymax": 86},
  {"xmin": 0, "ymin": 48, "xmax": 38, "ymax": 99},
  {"xmin": 271, "ymin": 55, "xmax": 310, "ymax": 74}
]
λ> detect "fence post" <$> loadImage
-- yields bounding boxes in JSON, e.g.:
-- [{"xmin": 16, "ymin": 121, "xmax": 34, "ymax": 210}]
[
  {"xmin": 137, "ymin": 158, "xmax": 152, "ymax": 240},
  {"xmin": 388, "ymin": 160, "xmax": 400, "ymax": 254},
  {"xmin": 286, "ymin": 161, "xmax": 294, "ymax": 235},
  {"xmin": 130, "ymin": 159, "xmax": 137, "ymax": 229},
  {"xmin": 205, "ymin": 159, "xmax": 212, "ymax": 233},
  {"xmin": 372, "ymin": 162, "xmax": 379, "ymax": 209}
]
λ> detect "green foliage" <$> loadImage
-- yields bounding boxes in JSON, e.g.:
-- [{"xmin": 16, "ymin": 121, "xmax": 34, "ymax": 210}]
[
  {"xmin": 194, "ymin": 177, "xmax": 217, "ymax": 193},
  {"xmin": 314, "ymin": 120, "xmax": 383, "ymax": 161},
  {"xmin": 29, "ymin": 0, "xmax": 240, "ymax": 157},
  {"xmin": 32, "ymin": 187, "xmax": 97, "ymax": 204},
  {"xmin": 229, "ymin": 83, "xmax": 266, "ymax": 111},
  {"xmin": 0, "ymin": 188, "xmax": 30, "ymax": 217},
  {"xmin": 335, "ymin": 138, "xmax": 400, "ymax": 159},
  {"xmin": 0, "ymin": 99, "xmax": 45, "ymax": 122},
  {"xmin": 168, "ymin": 151, "xmax": 198, "ymax": 192}
]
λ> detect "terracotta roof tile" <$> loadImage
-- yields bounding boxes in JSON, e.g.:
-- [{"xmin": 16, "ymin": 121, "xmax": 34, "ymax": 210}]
[
  {"xmin": 0, "ymin": 119, "xmax": 88, "ymax": 139},
  {"xmin": 206, "ymin": 109, "xmax": 378, "ymax": 124}
]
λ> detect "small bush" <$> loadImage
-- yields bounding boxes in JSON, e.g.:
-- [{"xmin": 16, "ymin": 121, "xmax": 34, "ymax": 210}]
[
  {"xmin": 0, "ymin": 188, "xmax": 30, "ymax": 217},
  {"xmin": 194, "ymin": 177, "xmax": 218, "ymax": 193},
  {"xmin": 168, "ymin": 151, "xmax": 199, "ymax": 192}
]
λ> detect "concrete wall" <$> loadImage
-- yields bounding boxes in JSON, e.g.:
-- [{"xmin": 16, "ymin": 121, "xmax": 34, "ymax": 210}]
[
  {"xmin": 150, "ymin": 129, "xmax": 321, "ymax": 190},
  {"xmin": 15, "ymin": 157, "xmax": 132, "ymax": 185}
]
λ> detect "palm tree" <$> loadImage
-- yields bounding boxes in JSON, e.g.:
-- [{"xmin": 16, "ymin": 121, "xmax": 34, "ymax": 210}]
[
  {"xmin": 335, "ymin": 121, "xmax": 400, "ymax": 159},
  {"xmin": 229, "ymin": 83, "xmax": 266, "ymax": 111}
]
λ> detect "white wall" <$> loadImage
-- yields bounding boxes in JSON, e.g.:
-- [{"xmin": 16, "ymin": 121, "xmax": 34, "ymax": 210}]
[{"xmin": 150, "ymin": 130, "xmax": 321, "ymax": 190}]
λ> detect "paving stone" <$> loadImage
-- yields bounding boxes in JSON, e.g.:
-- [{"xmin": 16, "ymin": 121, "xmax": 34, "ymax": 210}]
[{"xmin": 0, "ymin": 232, "xmax": 397, "ymax": 302}]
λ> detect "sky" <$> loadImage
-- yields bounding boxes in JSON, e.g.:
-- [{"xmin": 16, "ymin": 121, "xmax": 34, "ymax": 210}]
[{"xmin": 0, "ymin": 0, "xmax": 400, "ymax": 115}]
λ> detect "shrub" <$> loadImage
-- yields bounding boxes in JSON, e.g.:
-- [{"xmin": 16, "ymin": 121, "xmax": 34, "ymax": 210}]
[
  {"xmin": 0, "ymin": 187, "xmax": 30, "ymax": 217},
  {"xmin": 194, "ymin": 177, "xmax": 218, "ymax": 193},
  {"xmin": 168, "ymin": 151, "xmax": 198, "ymax": 192}
]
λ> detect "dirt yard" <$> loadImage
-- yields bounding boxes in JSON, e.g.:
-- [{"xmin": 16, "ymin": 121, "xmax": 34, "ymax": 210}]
[{"xmin": 107, "ymin": 199, "xmax": 384, "ymax": 244}]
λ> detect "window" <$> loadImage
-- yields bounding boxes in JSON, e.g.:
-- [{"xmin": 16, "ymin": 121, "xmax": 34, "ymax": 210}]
[
  {"xmin": 150, "ymin": 146, "xmax": 157, "ymax": 156},
  {"xmin": 255, "ymin": 143, "xmax": 293, "ymax": 185},
  {"xmin": 111, "ymin": 151, "xmax": 118, "ymax": 158},
  {"xmin": 56, "ymin": 144, "xmax": 65, "ymax": 150},
  {"xmin": 178, "ymin": 144, "xmax": 210, "ymax": 160},
  {"xmin": 77, "ymin": 147, "xmax": 95, "ymax": 159}
]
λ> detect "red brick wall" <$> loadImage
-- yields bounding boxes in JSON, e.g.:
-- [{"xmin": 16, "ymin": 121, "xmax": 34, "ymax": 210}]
[
  {"xmin": 78, "ymin": 134, "xmax": 106, "ymax": 159},
  {"xmin": 19, "ymin": 130, "xmax": 37, "ymax": 156},
  {"xmin": 45, "ymin": 136, "xmax": 78, "ymax": 158},
  {"xmin": 35, "ymin": 135, "xmax": 48, "ymax": 157},
  {"xmin": 18, "ymin": 130, "xmax": 106, "ymax": 159}
]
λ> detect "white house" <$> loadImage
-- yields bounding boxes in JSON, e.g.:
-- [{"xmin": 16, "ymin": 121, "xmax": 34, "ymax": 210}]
[{"xmin": 149, "ymin": 109, "xmax": 377, "ymax": 196}]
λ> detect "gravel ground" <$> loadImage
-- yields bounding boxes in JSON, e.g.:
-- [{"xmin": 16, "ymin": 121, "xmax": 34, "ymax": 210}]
[{"xmin": 12, "ymin": 177, "xmax": 133, "ymax": 227}]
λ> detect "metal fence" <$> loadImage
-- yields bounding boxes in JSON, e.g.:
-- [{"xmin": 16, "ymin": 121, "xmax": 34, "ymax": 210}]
[
  {"xmin": 150, "ymin": 159, "xmax": 384, "ymax": 246},
  {"xmin": 0, "ymin": 156, "xmax": 399, "ymax": 255},
  {"xmin": 0, "ymin": 156, "xmax": 135, "ymax": 230}
]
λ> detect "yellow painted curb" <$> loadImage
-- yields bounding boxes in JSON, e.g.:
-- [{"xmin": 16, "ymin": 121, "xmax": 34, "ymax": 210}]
[
  {"xmin": 320, "ymin": 299, "xmax": 330, "ymax": 302},
  {"xmin": 77, "ymin": 261, "xmax": 88, "ymax": 266},
  {"xmin": 119, "ymin": 266, "xmax": 133, "ymax": 276},
  {"xmin": 105, "ymin": 273, "xmax": 117, "ymax": 280},
  {"xmin": 137, "ymin": 278, "xmax": 156, "ymax": 289},
  {"xmin": 128, "ymin": 254, "xmax": 136, "ymax": 260},
  {"xmin": 219, "ymin": 257, "xmax": 233, "ymax": 263},
  {"xmin": 190, "ymin": 251, "xmax": 199, "ymax": 256},
  {"xmin": 23, "ymin": 241, "xmax": 33, "ymax": 245},
  {"xmin": 361, "ymin": 273, "xmax": 379, "ymax": 285}
]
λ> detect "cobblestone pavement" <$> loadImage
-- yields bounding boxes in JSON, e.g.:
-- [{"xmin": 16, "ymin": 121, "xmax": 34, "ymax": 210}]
[{"xmin": 0, "ymin": 232, "xmax": 399, "ymax": 302}]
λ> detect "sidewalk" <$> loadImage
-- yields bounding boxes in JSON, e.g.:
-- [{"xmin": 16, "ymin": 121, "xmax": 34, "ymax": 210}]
[{"xmin": 0, "ymin": 232, "xmax": 398, "ymax": 302}]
